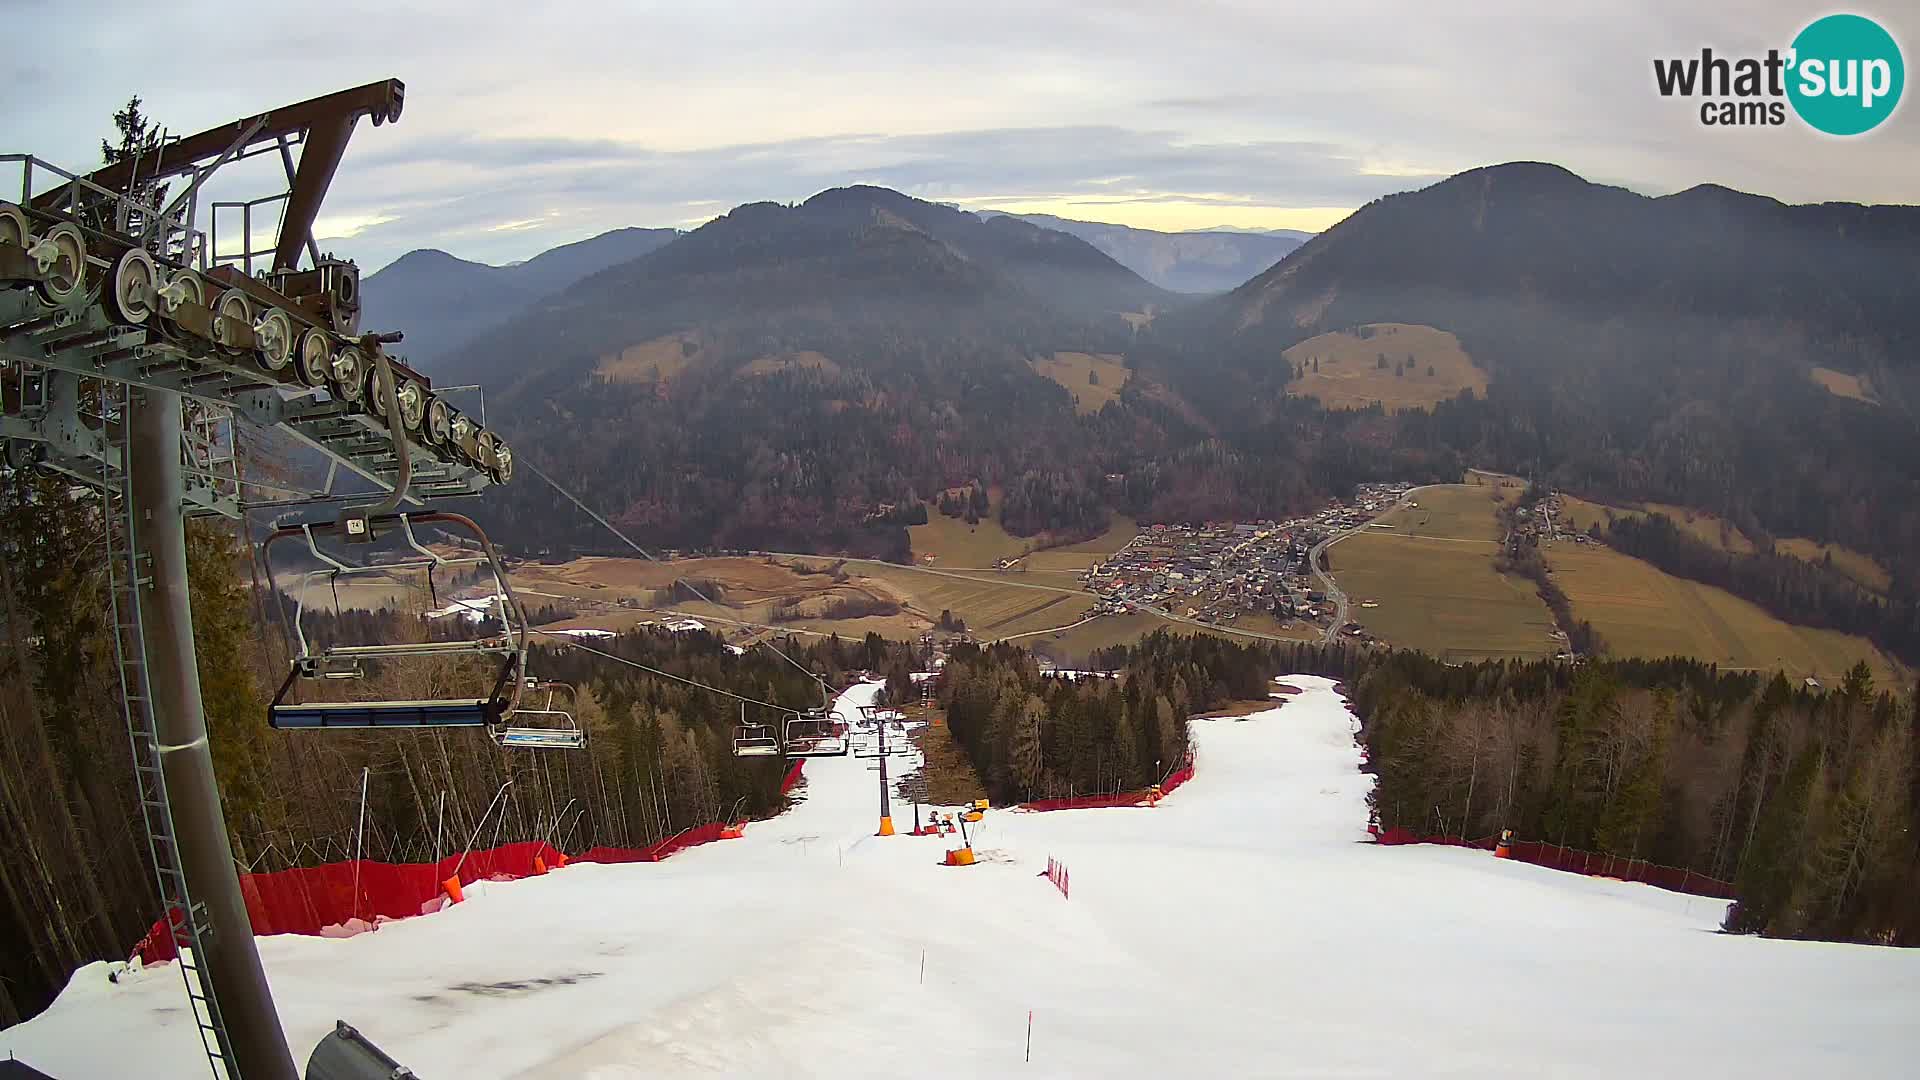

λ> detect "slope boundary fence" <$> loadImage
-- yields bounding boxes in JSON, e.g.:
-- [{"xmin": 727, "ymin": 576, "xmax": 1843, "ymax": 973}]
[
  {"xmin": 1370, "ymin": 826, "xmax": 1736, "ymax": 899},
  {"xmin": 133, "ymin": 758, "xmax": 809, "ymax": 966},
  {"xmin": 1017, "ymin": 756, "xmax": 1195, "ymax": 813}
]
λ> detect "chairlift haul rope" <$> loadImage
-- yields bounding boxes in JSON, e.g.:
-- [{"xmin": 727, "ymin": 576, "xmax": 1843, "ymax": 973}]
[{"xmin": 520, "ymin": 456, "xmax": 844, "ymax": 696}]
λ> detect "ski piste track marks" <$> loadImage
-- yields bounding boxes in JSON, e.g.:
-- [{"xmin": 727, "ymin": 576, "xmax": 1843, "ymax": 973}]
[{"xmin": 6, "ymin": 678, "xmax": 1919, "ymax": 1077}]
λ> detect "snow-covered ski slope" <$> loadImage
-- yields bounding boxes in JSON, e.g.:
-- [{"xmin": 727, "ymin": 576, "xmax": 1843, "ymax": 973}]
[{"xmin": 6, "ymin": 677, "xmax": 1917, "ymax": 1077}]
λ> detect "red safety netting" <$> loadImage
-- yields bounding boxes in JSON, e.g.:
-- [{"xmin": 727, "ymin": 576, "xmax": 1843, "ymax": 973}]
[
  {"xmin": 1019, "ymin": 755, "xmax": 1195, "ymax": 813},
  {"xmin": 1159, "ymin": 759, "xmax": 1195, "ymax": 796},
  {"xmin": 781, "ymin": 759, "xmax": 806, "ymax": 795},
  {"xmin": 135, "ymin": 822, "xmax": 744, "ymax": 965},
  {"xmin": 1371, "ymin": 827, "xmax": 1736, "ymax": 899}
]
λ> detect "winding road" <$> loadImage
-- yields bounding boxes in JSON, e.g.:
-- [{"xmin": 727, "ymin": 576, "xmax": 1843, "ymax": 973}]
[{"xmin": 1309, "ymin": 486, "xmax": 1433, "ymax": 644}]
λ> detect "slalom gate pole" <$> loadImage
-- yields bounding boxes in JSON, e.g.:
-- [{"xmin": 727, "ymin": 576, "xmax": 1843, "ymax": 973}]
[
  {"xmin": 352, "ymin": 765, "xmax": 370, "ymax": 922},
  {"xmin": 452, "ymin": 779, "xmax": 516, "ymax": 880}
]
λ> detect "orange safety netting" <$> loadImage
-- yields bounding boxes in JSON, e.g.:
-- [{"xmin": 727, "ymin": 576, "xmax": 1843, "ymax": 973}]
[{"xmin": 1370, "ymin": 827, "xmax": 1736, "ymax": 899}]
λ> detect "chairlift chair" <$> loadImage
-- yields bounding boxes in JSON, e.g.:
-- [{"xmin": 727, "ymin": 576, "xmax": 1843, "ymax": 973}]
[
  {"xmin": 261, "ymin": 510, "xmax": 526, "ymax": 731},
  {"xmin": 495, "ymin": 679, "xmax": 586, "ymax": 750},
  {"xmin": 783, "ymin": 707, "xmax": 847, "ymax": 757},
  {"xmin": 730, "ymin": 700, "xmax": 783, "ymax": 757},
  {"xmin": 733, "ymin": 723, "xmax": 781, "ymax": 757}
]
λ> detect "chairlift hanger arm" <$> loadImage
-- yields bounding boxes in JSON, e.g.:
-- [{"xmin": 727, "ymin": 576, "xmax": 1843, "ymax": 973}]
[{"xmin": 35, "ymin": 79, "xmax": 405, "ymax": 270}]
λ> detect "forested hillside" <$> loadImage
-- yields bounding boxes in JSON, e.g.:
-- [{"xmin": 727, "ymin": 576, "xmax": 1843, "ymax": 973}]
[
  {"xmin": 906, "ymin": 629, "xmax": 1920, "ymax": 946},
  {"xmin": 1355, "ymin": 652, "xmax": 1920, "ymax": 946},
  {"xmin": 352, "ymin": 170, "xmax": 1920, "ymax": 669},
  {"xmin": 0, "ymin": 459, "xmax": 895, "ymax": 1021},
  {"xmin": 361, "ymin": 227, "xmax": 680, "ymax": 370},
  {"xmin": 462, "ymin": 186, "xmax": 1457, "ymax": 558},
  {"xmin": 1152, "ymin": 163, "xmax": 1920, "ymax": 663}
]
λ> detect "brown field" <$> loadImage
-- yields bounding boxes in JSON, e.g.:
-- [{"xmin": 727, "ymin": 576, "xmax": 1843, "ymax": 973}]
[
  {"xmin": 1333, "ymin": 533, "xmax": 1560, "ymax": 662},
  {"xmin": 1642, "ymin": 503, "xmax": 1755, "ymax": 554},
  {"xmin": 1024, "ymin": 608, "xmax": 1321, "ymax": 667},
  {"xmin": 1028, "ymin": 610, "xmax": 1172, "ymax": 666},
  {"xmin": 1022, "ymin": 514, "xmax": 1140, "ymax": 572},
  {"xmin": 1030, "ymin": 351, "xmax": 1130, "ymax": 415},
  {"xmin": 1463, "ymin": 469, "xmax": 1528, "ymax": 505},
  {"xmin": 1545, "ymin": 544, "xmax": 1903, "ymax": 684},
  {"xmin": 1330, "ymin": 481, "xmax": 1559, "ymax": 661},
  {"xmin": 596, "ymin": 333, "xmax": 700, "ymax": 383},
  {"xmin": 1810, "ymin": 366, "xmax": 1878, "ymax": 404},
  {"xmin": 909, "ymin": 490, "xmax": 1031, "ymax": 566},
  {"xmin": 1776, "ymin": 538, "xmax": 1893, "ymax": 595},
  {"xmin": 274, "ymin": 567, "xmax": 428, "ymax": 613},
  {"xmin": 508, "ymin": 555, "xmax": 931, "ymax": 642},
  {"xmin": 1556, "ymin": 494, "xmax": 1633, "ymax": 538},
  {"xmin": 739, "ymin": 350, "xmax": 841, "ymax": 378},
  {"xmin": 1283, "ymin": 323, "xmax": 1487, "ymax": 413},
  {"xmin": 852, "ymin": 564, "xmax": 1095, "ymax": 640},
  {"xmin": 1561, "ymin": 497, "xmax": 1889, "ymax": 595},
  {"xmin": 1369, "ymin": 484, "xmax": 1505, "ymax": 543},
  {"xmin": 1555, "ymin": 496, "xmax": 1754, "ymax": 554}
]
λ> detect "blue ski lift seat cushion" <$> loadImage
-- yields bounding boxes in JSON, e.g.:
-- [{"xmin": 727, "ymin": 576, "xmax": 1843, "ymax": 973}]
[{"xmin": 269, "ymin": 698, "xmax": 496, "ymax": 729}]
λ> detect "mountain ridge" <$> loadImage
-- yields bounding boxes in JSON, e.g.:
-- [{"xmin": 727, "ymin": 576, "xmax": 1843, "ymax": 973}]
[
  {"xmin": 361, "ymin": 226, "xmax": 682, "ymax": 370},
  {"xmin": 985, "ymin": 211, "xmax": 1308, "ymax": 293}
]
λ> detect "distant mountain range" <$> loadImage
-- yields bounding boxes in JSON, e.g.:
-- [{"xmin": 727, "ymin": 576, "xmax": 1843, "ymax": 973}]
[
  {"xmin": 361, "ymin": 226, "xmax": 680, "ymax": 370},
  {"xmin": 360, "ymin": 170, "xmax": 1920, "ymax": 649},
  {"xmin": 1183, "ymin": 225, "xmax": 1317, "ymax": 239},
  {"xmin": 983, "ymin": 212, "xmax": 1309, "ymax": 293}
]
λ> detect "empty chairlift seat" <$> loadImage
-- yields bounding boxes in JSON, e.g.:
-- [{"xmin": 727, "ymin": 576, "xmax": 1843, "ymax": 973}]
[
  {"xmin": 269, "ymin": 697, "xmax": 501, "ymax": 730},
  {"xmin": 783, "ymin": 708, "xmax": 847, "ymax": 757},
  {"xmin": 493, "ymin": 680, "xmax": 587, "ymax": 750},
  {"xmin": 261, "ymin": 510, "xmax": 528, "ymax": 732},
  {"xmin": 733, "ymin": 723, "xmax": 781, "ymax": 757}
]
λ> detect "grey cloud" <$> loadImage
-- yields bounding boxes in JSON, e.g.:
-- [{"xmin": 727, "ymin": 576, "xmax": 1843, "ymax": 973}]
[
  {"xmin": 5, "ymin": 0, "xmax": 1914, "ymax": 273},
  {"xmin": 321, "ymin": 125, "xmax": 1435, "ymax": 268}
]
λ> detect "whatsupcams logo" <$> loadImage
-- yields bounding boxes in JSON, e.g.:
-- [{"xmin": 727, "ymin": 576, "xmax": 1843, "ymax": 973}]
[{"xmin": 1654, "ymin": 13, "xmax": 1904, "ymax": 134}]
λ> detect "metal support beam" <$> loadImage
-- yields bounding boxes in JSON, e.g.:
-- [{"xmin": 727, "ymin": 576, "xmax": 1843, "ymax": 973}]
[{"xmin": 131, "ymin": 387, "xmax": 299, "ymax": 1079}]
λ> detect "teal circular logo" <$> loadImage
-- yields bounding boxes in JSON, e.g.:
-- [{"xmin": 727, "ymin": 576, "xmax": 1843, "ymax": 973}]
[{"xmin": 1787, "ymin": 14, "xmax": 1904, "ymax": 135}]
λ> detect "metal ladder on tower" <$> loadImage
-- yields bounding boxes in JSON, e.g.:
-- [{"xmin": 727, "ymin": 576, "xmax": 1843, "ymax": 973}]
[{"xmin": 102, "ymin": 383, "xmax": 236, "ymax": 1078}]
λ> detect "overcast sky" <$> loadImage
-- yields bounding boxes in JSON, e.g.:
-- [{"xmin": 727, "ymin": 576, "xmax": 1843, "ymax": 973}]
[{"xmin": 5, "ymin": 1, "xmax": 1914, "ymax": 271}]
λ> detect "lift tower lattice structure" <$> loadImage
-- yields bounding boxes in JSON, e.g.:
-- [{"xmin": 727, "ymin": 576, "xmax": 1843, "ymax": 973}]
[{"xmin": 1, "ymin": 80, "xmax": 519, "ymax": 1078}]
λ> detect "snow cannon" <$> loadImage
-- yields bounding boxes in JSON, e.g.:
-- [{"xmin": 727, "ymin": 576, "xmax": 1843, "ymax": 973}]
[
  {"xmin": 963, "ymin": 798, "xmax": 988, "ymax": 824},
  {"xmin": 1146, "ymin": 783, "xmax": 1164, "ymax": 806},
  {"xmin": 720, "ymin": 822, "xmax": 747, "ymax": 840},
  {"xmin": 1495, "ymin": 829, "xmax": 1512, "ymax": 859},
  {"xmin": 944, "ymin": 846, "xmax": 977, "ymax": 867}
]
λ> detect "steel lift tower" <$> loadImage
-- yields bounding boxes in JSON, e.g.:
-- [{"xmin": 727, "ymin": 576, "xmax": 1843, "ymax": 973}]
[{"xmin": 1, "ymin": 81, "xmax": 523, "ymax": 1078}]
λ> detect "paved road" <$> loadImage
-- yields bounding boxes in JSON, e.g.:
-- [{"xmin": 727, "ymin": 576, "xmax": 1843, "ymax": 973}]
[{"xmin": 1310, "ymin": 486, "xmax": 1434, "ymax": 645}]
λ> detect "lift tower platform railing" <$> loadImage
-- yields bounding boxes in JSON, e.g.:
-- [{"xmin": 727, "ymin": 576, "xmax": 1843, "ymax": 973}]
[{"xmin": 1, "ymin": 80, "xmax": 517, "ymax": 1079}]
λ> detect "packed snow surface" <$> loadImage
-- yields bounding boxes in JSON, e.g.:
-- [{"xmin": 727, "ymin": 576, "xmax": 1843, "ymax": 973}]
[{"xmin": 6, "ymin": 677, "xmax": 1916, "ymax": 1076}]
